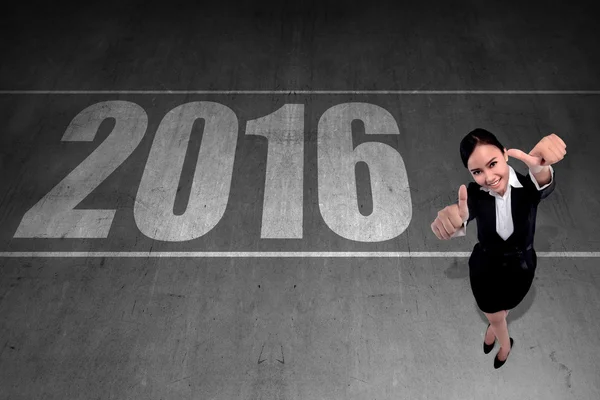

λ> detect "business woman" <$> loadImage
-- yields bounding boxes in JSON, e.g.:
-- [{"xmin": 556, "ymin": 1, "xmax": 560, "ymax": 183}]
[{"xmin": 431, "ymin": 128, "xmax": 566, "ymax": 369}]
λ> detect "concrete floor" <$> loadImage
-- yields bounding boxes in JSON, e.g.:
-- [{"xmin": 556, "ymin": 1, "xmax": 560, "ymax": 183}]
[{"xmin": 1, "ymin": 0, "xmax": 600, "ymax": 399}]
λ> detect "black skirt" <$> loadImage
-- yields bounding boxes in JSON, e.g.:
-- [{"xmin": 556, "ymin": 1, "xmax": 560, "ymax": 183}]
[{"xmin": 468, "ymin": 242, "xmax": 537, "ymax": 313}]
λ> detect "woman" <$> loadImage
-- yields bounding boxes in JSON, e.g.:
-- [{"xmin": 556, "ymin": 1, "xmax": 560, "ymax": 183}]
[{"xmin": 431, "ymin": 128, "xmax": 566, "ymax": 369}]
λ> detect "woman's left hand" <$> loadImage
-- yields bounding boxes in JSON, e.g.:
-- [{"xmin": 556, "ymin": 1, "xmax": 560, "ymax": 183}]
[{"xmin": 506, "ymin": 133, "xmax": 567, "ymax": 172}]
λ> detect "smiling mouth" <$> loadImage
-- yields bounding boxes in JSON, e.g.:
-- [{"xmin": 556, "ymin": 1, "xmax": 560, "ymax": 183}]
[{"xmin": 488, "ymin": 178, "xmax": 501, "ymax": 187}]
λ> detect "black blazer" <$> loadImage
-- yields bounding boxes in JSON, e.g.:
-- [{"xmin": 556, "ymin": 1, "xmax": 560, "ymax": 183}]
[{"xmin": 461, "ymin": 168, "xmax": 556, "ymax": 269}]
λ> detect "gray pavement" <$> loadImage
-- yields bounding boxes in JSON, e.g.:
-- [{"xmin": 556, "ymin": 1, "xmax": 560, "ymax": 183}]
[{"xmin": 1, "ymin": 1, "xmax": 599, "ymax": 399}]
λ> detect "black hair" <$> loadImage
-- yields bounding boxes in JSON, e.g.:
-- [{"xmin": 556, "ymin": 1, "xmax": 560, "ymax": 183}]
[{"xmin": 459, "ymin": 128, "xmax": 506, "ymax": 169}]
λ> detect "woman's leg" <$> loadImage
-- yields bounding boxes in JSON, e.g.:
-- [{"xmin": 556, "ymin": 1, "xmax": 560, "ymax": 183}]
[
  {"xmin": 485, "ymin": 309, "xmax": 510, "ymax": 344},
  {"xmin": 484, "ymin": 321, "xmax": 496, "ymax": 344},
  {"xmin": 484, "ymin": 310, "xmax": 511, "ymax": 359}
]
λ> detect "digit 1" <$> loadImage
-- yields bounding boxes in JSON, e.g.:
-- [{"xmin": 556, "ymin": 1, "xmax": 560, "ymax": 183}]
[
  {"xmin": 245, "ymin": 104, "xmax": 304, "ymax": 238},
  {"xmin": 317, "ymin": 102, "xmax": 412, "ymax": 242}
]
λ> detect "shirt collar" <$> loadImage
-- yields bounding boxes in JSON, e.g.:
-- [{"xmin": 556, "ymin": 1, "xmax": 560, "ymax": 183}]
[{"xmin": 479, "ymin": 165, "xmax": 522, "ymax": 197}]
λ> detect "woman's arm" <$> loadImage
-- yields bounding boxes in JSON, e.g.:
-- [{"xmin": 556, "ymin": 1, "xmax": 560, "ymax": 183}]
[
  {"xmin": 530, "ymin": 165, "xmax": 556, "ymax": 202},
  {"xmin": 530, "ymin": 165, "xmax": 552, "ymax": 187}
]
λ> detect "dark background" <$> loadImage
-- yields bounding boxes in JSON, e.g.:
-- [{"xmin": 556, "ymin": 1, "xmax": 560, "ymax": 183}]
[{"xmin": 1, "ymin": 0, "xmax": 598, "ymax": 90}]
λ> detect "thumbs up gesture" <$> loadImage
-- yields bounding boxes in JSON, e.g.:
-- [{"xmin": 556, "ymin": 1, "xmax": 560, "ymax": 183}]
[
  {"xmin": 506, "ymin": 133, "xmax": 566, "ymax": 172},
  {"xmin": 431, "ymin": 184, "xmax": 469, "ymax": 240}
]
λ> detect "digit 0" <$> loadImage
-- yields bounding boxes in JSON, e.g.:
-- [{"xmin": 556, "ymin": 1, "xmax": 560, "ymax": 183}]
[{"xmin": 134, "ymin": 101, "xmax": 238, "ymax": 241}]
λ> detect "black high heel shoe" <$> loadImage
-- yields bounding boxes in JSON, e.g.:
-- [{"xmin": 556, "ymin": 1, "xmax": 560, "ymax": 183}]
[
  {"xmin": 494, "ymin": 337, "xmax": 514, "ymax": 369},
  {"xmin": 483, "ymin": 323, "xmax": 495, "ymax": 354}
]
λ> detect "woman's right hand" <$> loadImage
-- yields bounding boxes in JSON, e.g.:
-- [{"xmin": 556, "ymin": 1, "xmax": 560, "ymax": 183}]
[{"xmin": 431, "ymin": 184, "xmax": 469, "ymax": 240}]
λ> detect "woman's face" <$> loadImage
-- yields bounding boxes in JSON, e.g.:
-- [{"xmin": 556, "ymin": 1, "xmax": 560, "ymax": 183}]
[{"xmin": 467, "ymin": 144, "xmax": 509, "ymax": 195}]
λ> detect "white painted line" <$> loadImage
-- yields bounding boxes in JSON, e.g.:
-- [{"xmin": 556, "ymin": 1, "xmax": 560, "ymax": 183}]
[
  {"xmin": 0, "ymin": 252, "xmax": 598, "ymax": 258},
  {"xmin": 1, "ymin": 90, "xmax": 600, "ymax": 95}
]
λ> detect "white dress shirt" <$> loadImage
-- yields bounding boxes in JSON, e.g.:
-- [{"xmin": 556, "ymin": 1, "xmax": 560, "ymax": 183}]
[{"xmin": 451, "ymin": 165, "xmax": 555, "ymax": 240}]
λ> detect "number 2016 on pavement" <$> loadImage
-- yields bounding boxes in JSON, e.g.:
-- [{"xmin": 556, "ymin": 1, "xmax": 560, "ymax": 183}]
[{"xmin": 14, "ymin": 101, "xmax": 412, "ymax": 243}]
